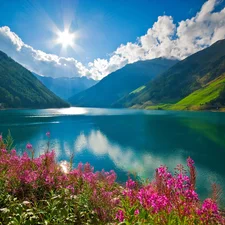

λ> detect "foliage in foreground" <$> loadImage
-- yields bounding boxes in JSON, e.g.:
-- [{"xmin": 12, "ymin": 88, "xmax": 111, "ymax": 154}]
[{"xmin": 0, "ymin": 134, "xmax": 224, "ymax": 224}]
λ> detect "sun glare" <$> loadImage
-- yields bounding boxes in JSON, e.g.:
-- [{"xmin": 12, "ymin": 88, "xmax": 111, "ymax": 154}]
[{"xmin": 56, "ymin": 30, "xmax": 75, "ymax": 48}]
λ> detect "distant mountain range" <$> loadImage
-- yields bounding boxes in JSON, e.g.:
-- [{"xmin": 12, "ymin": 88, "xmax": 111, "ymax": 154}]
[
  {"xmin": 0, "ymin": 51, "xmax": 69, "ymax": 109},
  {"xmin": 69, "ymin": 58, "xmax": 178, "ymax": 107},
  {"xmin": 115, "ymin": 39, "xmax": 225, "ymax": 110},
  {"xmin": 1, "ymin": 39, "xmax": 225, "ymax": 111},
  {"xmin": 34, "ymin": 73, "xmax": 97, "ymax": 100}
]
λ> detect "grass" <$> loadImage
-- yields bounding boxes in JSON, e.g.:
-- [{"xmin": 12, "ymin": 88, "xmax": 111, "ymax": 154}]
[
  {"xmin": 130, "ymin": 85, "xmax": 146, "ymax": 94},
  {"xmin": 171, "ymin": 75, "xmax": 225, "ymax": 110},
  {"xmin": 145, "ymin": 104, "xmax": 172, "ymax": 110},
  {"xmin": 144, "ymin": 75, "xmax": 225, "ymax": 111}
]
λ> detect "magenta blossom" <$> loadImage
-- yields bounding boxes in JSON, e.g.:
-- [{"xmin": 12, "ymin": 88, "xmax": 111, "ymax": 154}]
[
  {"xmin": 26, "ymin": 143, "xmax": 33, "ymax": 150},
  {"xmin": 134, "ymin": 209, "xmax": 140, "ymax": 215},
  {"xmin": 126, "ymin": 178, "xmax": 136, "ymax": 189},
  {"xmin": 116, "ymin": 210, "xmax": 125, "ymax": 222},
  {"xmin": 46, "ymin": 132, "xmax": 50, "ymax": 138},
  {"xmin": 202, "ymin": 198, "xmax": 218, "ymax": 213},
  {"xmin": 187, "ymin": 157, "xmax": 194, "ymax": 168}
]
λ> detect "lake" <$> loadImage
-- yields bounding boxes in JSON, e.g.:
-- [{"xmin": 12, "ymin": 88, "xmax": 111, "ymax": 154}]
[{"xmin": 0, "ymin": 107, "xmax": 225, "ymax": 201}]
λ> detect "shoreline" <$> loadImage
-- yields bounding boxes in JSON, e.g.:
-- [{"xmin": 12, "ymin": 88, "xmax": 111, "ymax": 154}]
[{"xmin": 1, "ymin": 105, "xmax": 225, "ymax": 113}]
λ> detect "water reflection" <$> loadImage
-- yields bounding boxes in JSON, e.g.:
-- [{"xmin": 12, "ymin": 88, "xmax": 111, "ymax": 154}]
[
  {"xmin": 73, "ymin": 129, "xmax": 225, "ymax": 200},
  {"xmin": 0, "ymin": 107, "xmax": 225, "ymax": 201},
  {"xmin": 74, "ymin": 129, "xmax": 182, "ymax": 178}
]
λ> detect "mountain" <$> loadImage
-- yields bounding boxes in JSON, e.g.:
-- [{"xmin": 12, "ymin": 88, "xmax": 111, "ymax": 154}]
[
  {"xmin": 0, "ymin": 51, "xmax": 69, "ymax": 109},
  {"xmin": 167, "ymin": 74, "xmax": 225, "ymax": 110},
  {"xmin": 69, "ymin": 58, "xmax": 178, "ymax": 108},
  {"xmin": 116, "ymin": 39, "xmax": 225, "ymax": 110},
  {"xmin": 34, "ymin": 73, "xmax": 97, "ymax": 100}
]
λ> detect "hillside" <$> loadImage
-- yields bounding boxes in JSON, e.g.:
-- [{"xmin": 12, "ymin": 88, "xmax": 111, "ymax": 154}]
[
  {"xmin": 69, "ymin": 58, "xmax": 178, "ymax": 107},
  {"xmin": 34, "ymin": 73, "xmax": 97, "ymax": 100},
  {"xmin": 0, "ymin": 51, "xmax": 69, "ymax": 109},
  {"xmin": 116, "ymin": 39, "xmax": 225, "ymax": 109},
  {"xmin": 169, "ymin": 74, "xmax": 225, "ymax": 110},
  {"xmin": 143, "ymin": 74, "xmax": 225, "ymax": 111}
]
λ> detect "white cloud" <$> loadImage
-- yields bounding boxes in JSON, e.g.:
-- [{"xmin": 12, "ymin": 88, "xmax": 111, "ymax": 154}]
[
  {"xmin": 0, "ymin": 26, "xmax": 91, "ymax": 79},
  {"xmin": 0, "ymin": 0, "xmax": 225, "ymax": 80},
  {"xmin": 89, "ymin": 0, "xmax": 225, "ymax": 79},
  {"xmin": 139, "ymin": 0, "xmax": 225, "ymax": 60}
]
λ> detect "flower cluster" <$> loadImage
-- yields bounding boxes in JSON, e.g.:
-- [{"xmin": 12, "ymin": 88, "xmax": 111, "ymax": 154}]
[
  {"xmin": 0, "ymin": 140, "xmax": 119, "ymax": 222},
  {"xmin": 118, "ymin": 159, "xmax": 224, "ymax": 224},
  {"xmin": 0, "ymin": 135, "xmax": 224, "ymax": 224}
]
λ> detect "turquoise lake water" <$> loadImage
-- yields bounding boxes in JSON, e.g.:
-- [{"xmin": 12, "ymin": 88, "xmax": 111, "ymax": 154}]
[{"xmin": 0, "ymin": 107, "xmax": 225, "ymax": 201}]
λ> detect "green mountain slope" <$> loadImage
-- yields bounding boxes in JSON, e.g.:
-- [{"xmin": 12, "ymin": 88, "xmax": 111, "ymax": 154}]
[
  {"xmin": 145, "ymin": 74, "xmax": 225, "ymax": 111},
  {"xmin": 69, "ymin": 58, "xmax": 178, "ymax": 108},
  {"xmin": 117, "ymin": 39, "xmax": 225, "ymax": 109},
  {"xmin": 0, "ymin": 51, "xmax": 69, "ymax": 109},
  {"xmin": 34, "ymin": 73, "xmax": 97, "ymax": 100},
  {"xmin": 170, "ymin": 74, "xmax": 225, "ymax": 110}
]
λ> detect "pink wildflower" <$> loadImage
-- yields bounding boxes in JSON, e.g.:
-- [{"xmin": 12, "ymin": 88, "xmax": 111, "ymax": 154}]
[
  {"xmin": 187, "ymin": 157, "xmax": 194, "ymax": 168},
  {"xmin": 134, "ymin": 209, "xmax": 139, "ymax": 215},
  {"xmin": 1, "ymin": 149, "xmax": 7, "ymax": 154},
  {"xmin": 126, "ymin": 178, "xmax": 136, "ymax": 189},
  {"xmin": 46, "ymin": 131, "xmax": 50, "ymax": 138},
  {"xmin": 202, "ymin": 198, "xmax": 218, "ymax": 213},
  {"xmin": 10, "ymin": 149, "xmax": 17, "ymax": 155},
  {"xmin": 184, "ymin": 189, "xmax": 199, "ymax": 201},
  {"xmin": 156, "ymin": 165, "xmax": 172, "ymax": 179},
  {"xmin": 26, "ymin": 143, "xmax": 33, "ymax": 150},
  {"xmin": 116, "ymin": 210, "xmax": 125, "ymax": 222},
  {"xmin": 157, "ymin": 166, "xmax": 167, "ymax": 177}
]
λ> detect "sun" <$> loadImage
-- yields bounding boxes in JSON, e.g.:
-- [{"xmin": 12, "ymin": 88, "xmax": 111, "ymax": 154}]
[{"xmin": 56, "ymin": 30, "xmax": 75, "ymax": 48}]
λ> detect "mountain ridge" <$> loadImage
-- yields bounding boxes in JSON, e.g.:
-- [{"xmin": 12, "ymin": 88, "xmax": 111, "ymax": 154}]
[
  {"xmin": 33, "ymin": 73, "xmax": 97, "ymax": 100},
  {"xmin": 0, "ymin": 50, "xmax": 69, "ymax": 109},
  {"xmin": 69, "ymin": 58, "xmax": 179, "ymax": 107},
  {"xmin": 115, "ymin": 39, "xmax": 225, "ymax": 110}
]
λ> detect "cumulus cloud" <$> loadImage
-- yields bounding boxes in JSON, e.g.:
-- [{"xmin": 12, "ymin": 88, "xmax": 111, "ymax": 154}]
[
  {"xmin": 0, "ymin": 0, "xmax": 225, "ymax": 80},
  {"xmin": 0, "ymin": 26, "xmax": 91, "ymax": 78},
  {"xmin": 89, "ymin": 0, "xmax": 225, "ymax": 79}
]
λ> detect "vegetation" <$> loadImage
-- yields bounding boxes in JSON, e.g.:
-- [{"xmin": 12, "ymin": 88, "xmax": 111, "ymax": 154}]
[
  {"xmin": 0, "ymin": 51, "xmax": 69, "ymax": 109},
  {"xmin": 0, "ymin": 133, "xmax": 224, "ymax": 224},
  {"xmin": 69, "ymin": 58, "xmax": 178, "ymax": 108},
  {"xmin": 170, "ymin": 74, "xmax": 225, "ymax": 110},
  {"xmin": 143, "ymin": 74, "xmax": 225, "ymax": 111},
  {"xmin": 130, "ymin": 86, "xmax": 146, "ymax": 94},
  {"xmin": 116, "ymin": 39, "xmax": 225, "ymax": 110}
]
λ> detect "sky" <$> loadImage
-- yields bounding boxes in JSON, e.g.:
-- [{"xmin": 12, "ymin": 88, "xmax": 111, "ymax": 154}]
[{"xmin": 0, "ymin": 0, "xmax": 225, "ymax": 80}]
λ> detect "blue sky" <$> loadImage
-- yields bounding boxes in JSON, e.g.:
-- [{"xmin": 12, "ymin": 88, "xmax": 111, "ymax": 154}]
[
  {"xmin": 0, "ymin": 0, "xmax": 225, "ymax": 79},
  {"xmin": 0, "ymin": 0, "xmax": 206, "ymax": 62}
]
